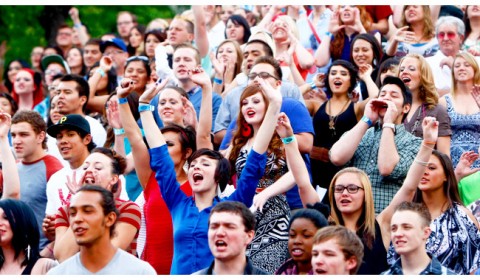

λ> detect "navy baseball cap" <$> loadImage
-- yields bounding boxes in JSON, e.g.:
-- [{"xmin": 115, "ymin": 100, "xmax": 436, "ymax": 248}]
[
  {"xmin": 100, "ymin": 38, "xmax": 127, "ymax": 53},
  {"xmin": 47, "ymin": 114, "xmax": 91, "ymax": 137}
]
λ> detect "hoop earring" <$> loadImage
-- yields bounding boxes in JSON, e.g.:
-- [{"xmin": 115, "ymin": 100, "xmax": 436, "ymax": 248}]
[{"xmin": 241, "ymin": 122, "xmax": 252, "ymax": 137}]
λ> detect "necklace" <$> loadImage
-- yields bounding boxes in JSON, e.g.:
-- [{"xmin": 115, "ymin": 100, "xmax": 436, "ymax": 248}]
[{"xmin": 328, "ymin": 99, "xmax": 350, "ymax": 136}]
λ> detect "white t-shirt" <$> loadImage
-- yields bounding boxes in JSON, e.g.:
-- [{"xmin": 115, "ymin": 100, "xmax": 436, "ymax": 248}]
[
  {"xmin": 85, "ymin": 115, "xmax": 107, "ymax": 147},
  {"xmin": 48, "ymin": 248, "xmax": 156, "ymax": 275}
]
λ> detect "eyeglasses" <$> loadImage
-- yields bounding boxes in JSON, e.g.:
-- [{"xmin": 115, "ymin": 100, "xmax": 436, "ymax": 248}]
[
  {"xmin": 437, "ymin": 31, "xmax": 457, "ymax": 40},
  {"xmin": 45, "ymin": 69, "xmax": 63, "ymax": 76},
  {"xmin": 247, "ymin": 72, "xmax": 279, "ymax": 80},
  {"xmin": 58, "ymin": 32, "xmax": 72, "ymax": 37},
  {"xmin": 126, "ymin": 56, "xmax": 149, "ymax": 62},
  {"xmin": 334, "ymin": 184, "xmax": 364, "ymax": 194},
  {"xmin": 117, "ymin": 21, "xmax": 133, "ymax": 26}
]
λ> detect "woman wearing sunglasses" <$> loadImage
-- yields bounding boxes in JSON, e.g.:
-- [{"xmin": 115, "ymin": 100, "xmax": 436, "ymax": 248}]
[{"xmin": 282, "ymin": 111, "xmax": 445, "ymax": 274}]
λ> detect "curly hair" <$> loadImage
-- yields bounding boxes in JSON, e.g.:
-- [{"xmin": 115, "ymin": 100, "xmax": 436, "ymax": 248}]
[
  {"xmin": 228, "ymin": 85, "xmax": 284, "ymax": 177},
  {"xmin": 398, "ymin": 53, "xmax": 438, "ymax": 109}
]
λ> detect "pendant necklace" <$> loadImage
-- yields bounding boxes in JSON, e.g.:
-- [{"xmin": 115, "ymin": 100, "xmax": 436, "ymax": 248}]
[{"xmin": 328, "ymin": 99, "xmax": 350, "ymax": 136}]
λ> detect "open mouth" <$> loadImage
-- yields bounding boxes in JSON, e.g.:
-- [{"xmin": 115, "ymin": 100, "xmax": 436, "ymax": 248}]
[
  {"xmin": 314, "ymin": 268, "xmax": 327, "ymax": 274},
  {"xmin": 246, "ymin": 109, "xmax": 255, "ymax": 117},
  {"xmin": 84, "ymin": 173, "xmax": 96, "ymax": 185},
  {"xmin": 401, "ymin": 77, "xmax": 411, "ymax": 83},
  {"xmin": 215, "ymin": 240, "xmax": 227, "ymax": 247},
  {"xmin": 333, "ymin": 80, "xmax": 342, "ymax": 86},
  {"xmin": 193, "ymin": 173, "xmax": 204, "ymax": 183}
]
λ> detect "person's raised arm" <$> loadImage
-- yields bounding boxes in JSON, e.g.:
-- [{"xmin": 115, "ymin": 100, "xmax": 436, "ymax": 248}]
[
  {"xmin": 190, "ymin": 67, "xmax": 214, "ymax": 150},
  {"xmin": 314, "ymin": 9, "xmax": 344, "ymax": 68},
  {"xmin": 356, "ymin": 64, "xmax": 379, "ymax": 115},
  {"xmin": 377, "ymin": 117, "xmax": 438, "ymax": 249},
  {"xmin": 251, "ymin": 78, "xmax": 282, "ymax": 154},
  {"xmin": 87, "ymin": 56, "xmax": 114, "ymax": 113},
  {"xmin": 329, "ymin": 98, "xmax": 380, "ymax": 166},
  {"xmin": 377, "ymin": 99, "xmax": 400, "ymax": 176},
  {"xmin": 69, "ymin": 7, "xmax": 89, "ymax": 47},
  {"xmin": 115, "ymin": 79, "xmax": 151, "ymax": 187},
  {"xmin": 455, "ymin": 151, "xmax": 480, "ymax": 182},
  {"xmin": 192, "ymin": 5, "xmax": 209, "ymax": 58},
  {"xmin": 385, "ymin": 26, "xmax": 414, "ymax": 56},
  {"xmin": 0, "ymin": 113, "xmax": 20, "ymax": 199},
  {"xmin": 139, "ymin": 81, "xmax": 170, "ymax": 149},
  {"xmin": 276, "ymin": 112, "xmax": 319, "ymax": 207}
]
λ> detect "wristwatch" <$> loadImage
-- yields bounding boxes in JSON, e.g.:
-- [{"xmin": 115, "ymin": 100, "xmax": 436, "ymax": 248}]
[{"xmin": 382, "ymin": 123, "xmax": 396, "ymax": 133}]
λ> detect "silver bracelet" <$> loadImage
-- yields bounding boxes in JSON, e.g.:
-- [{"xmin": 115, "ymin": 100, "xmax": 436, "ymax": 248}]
[{"xmin": 414, "ymin": 159, "xmax": 429, "ymax": 166}]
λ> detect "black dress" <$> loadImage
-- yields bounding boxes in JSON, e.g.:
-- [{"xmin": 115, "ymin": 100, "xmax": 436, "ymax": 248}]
[
  {"xmin": 357, "ymin": 220, "xmax": 389, "ymax": 275},
  {"xmin": 311, "ymin": 101, "xmax": 357, "ymax": 203}
]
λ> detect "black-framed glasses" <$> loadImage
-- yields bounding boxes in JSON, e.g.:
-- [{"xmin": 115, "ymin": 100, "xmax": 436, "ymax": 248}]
[
  {"xmin": 126, "ymin": 56, "xmax": 149, "ymax": 62},
  {"xmin": 334, "ymin": 184, "xmax": 364, "ymax": 194},
  {"xmin": 247, "ymin": 72, "xmax": 279, "ymax": 81}
]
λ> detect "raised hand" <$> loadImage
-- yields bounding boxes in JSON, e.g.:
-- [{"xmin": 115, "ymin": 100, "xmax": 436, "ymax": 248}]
[
  {"xmin": 358, "ymin": 64, "xmax": 373, "ymax": 81},
  {"xmin": 276, "ymin": 112, "xmax": 294, "ymax": 139},
  {"xmin": 393, "ymin": 26, "xmax": 416, "ymax": 43},
  {"xmin": 138, "ymin": 78, "xmax": 169, "ymax": 104},
  {"xmin": 471, "ymin": 84, "xmax": 480, "ymax": 109},
  {"xmin": 0, "ymin": 112, "xmax": 12, "ymax": 139},
  {"xmin": 66, "ymin": 170, "xmax": 85, "ymax": 195},
  {"xmin": 455, "ymin": 151, "xmax": 480, "ymax": 181},
  {"xmin": 421, "ymin": 116, "xmax": 439, "ymax": 144},
  {"xmin": 210, "ymin": 52, "xmax": 226, "ymax": 77},
  {"xmin": 116, "ymin": 78, "xmax": 136, "ymax": 98},
  {"xmin": 106, "ymin": 99, "xmax": 122, "ymax": 129},
  {"xmin": 183, "ymin": 98, "xmax": 198, "ymax": 128},
  {"xmin": 328, "ymin": 9, "xmax": 345, "ymax": 35},
  {"xmin": 363, "ymin": 98, "xmax": 382, "ymax": 124},
  {"xmin": 100, "ymin": 56, "xmax": 114, "ymax": 72},
  {"xmin": 68, "ymin": 7, "xmax": 80, "ymax": 22},
  {"xmin": 348, "ymin": 7, "xmax": 367, "ymax": 33},
  {"xmin": 256, "ymin": 76, "xmax": 282, "ymax": 106},
  {"xmin": 382, "ymin": 100, "xmax": 399, "ymax": 124},
  {"xmin": 190, "ymin": 67, "xmax": 212, "ymax": 89}
]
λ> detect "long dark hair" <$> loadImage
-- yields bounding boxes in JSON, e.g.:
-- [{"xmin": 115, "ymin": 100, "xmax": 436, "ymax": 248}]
[
  {"xmin": 413, "ymin": 150, "xmax": 463, "ymax": 209},
  {"xmin": 0, "ymin": 199, "xmax": 40, "ymax": 270},
  {"xmin": 225, "ymin": 14, "xmax": 251, "ymax": 44},
  {"xmin": 325, "ymin": 60, "xmax": 358, "ymax": 97},
  {"xmin": 2, "ymin": 59, "xmax": 30, "ymax": 92},
  {"xmin": 350, "ymin": 33, "xmax": 383, "ymax": 69}
]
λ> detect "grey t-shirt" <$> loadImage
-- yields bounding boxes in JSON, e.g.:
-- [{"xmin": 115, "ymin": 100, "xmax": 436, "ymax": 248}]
[{"xmin": 47, "ymin": 248, "xmax": 156, "ymax": 275}]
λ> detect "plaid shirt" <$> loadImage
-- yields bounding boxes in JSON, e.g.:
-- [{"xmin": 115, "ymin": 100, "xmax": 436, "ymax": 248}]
[
  {"xmin": 382, "ymin": 255, "xmax": 457, "ymax": 275},
  {"xmin": 350, "ymin": 124, "xmax": 422, "ymax": 213}
]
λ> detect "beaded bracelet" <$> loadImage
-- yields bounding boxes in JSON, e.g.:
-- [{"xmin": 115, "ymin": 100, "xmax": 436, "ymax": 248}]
[{"xmin": 281, "ymin": 135, "xmax": 295, "ymax": 145}]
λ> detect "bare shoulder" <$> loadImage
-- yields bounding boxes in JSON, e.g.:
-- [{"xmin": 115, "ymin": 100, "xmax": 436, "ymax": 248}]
[{"xmin": 458, "ymin": 205, "xmax": 480, "ymax": 229}]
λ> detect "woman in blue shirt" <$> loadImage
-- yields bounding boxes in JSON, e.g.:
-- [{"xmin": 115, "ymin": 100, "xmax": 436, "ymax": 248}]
[{"xmin": 142, "ymin": 70, "xmax": 282, "ymax": 274}]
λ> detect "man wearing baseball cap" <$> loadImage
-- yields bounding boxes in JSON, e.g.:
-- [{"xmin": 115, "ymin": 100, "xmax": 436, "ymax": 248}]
[
  {"xmin": 44, "ymin": 114, "xmax": 95, "ymax": 216},
  {"xmin": 101, "ymin": 37, "xmax": 128, "ymax": 83}
]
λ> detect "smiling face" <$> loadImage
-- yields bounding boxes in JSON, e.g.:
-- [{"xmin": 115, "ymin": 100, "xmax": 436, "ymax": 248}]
[
  {"xmin": 333, "ymin": 172, "xmax": 365, "ymax": 216},
  {"xmin": 158, "ymin": 88, "xmax": 185, "ymax": 125},
  {"xmin": 271, "ymin": 17, "xmax": 289, "ymax": 41},
  {"xmin": 83, "ymin": 44, "xmax": 102, "ymax": 68},
  {"xmin": 241, "ymin": 92, "xmax": 266, "ymax": 128},
  {"xmin": 55, "ymin": 129, "xmax": 91, "ymax": 164},
  {"xmin": 13, "ymin": 70, "xmax": 35, "ymax": 96},
  {"xmin": 437, "ymin": 23, "xmax": 463, "ymax": 57},
  {"xmin": 391, "ymin": 210, "xmax": 431, "ymax": 257},
  {"xmin": 82, "ymin": 152, "xmax": 117, "ymax": 191},
  {"xmin": 352, "ymin": 39, "xmax": 374, "ymax": 67},
  {"xmin": 0, "ymin": 208, "xmax": 13, "ymax": 246},
  {"xmin": 226, "ymin": 19, "xmax": 245, "ymax": 44},
  {"xmin": 188, "ymin": 155, "xmax": 218, "ymax": 195},
  {"xmin": 288, "ymin": 218, "xmax": 318, "ymax": 264},
  {"xmin": 311, "ymin": 238, "xmax": 357, "ymax": 275},
  {"xmin": 399, "ymin": 57, "xmax": 421, "ymax": 92},
  {"xmin": 208, "ymin": 211, "xmax": 253, "ymax": 262},
  {"xmin": 328, "ymin": 65, "xmax": 351, "ymax": 95},
  {"xmin": 453, "ymin": 56, "xmax": 475, "ymax": 83},
  {"xmin": 124, "ymin": 60, "xmax": 149, "ymax": 92}
]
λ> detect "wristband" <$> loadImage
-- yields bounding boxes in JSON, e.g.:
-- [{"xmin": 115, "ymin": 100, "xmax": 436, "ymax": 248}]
[
  {"xmin": 138, "ymin": 101, "xmax": 150, "ymax": 104},
  {"xmin": 309, "ymin": 81, "xmax": 317, "ymax": 90},
  {"xmin": 281, "ymin": 135, "xmax": 295, "ymax": 145},
  {"xmin": 361, "ymin": 115, "xmax": 372, "ymax": 127},
  {"xmin": 113, "ymin": 128, "xmax": 125, "ymax": 135},
  {"xmin": 414, "ymin": 159, "xmax": 429, "ymax": 166},
  {"xmin": 382, "ymin": 123, "xmax": 396, "ymax": 133},
  {"xmin": 74, "ymin": 23, "xmax": 82, "ymax": 28},
  {"xmin": 118, "ymin": 97, "xmax": 128, "ymax": 104},
  {"xmin": 423, "ymin": 140, "xmax": 436, "ymax": 145},
  {"xmin": 213, "ymin": 77, "xmax": 223, "ymax": 85},
  {"xmin": 139, "ymin": 104, "xmax": 155, "ymax": 112},
  {"xmin": 95, "ymin": 68, "xmax": 105, "ymax": 77},
  {"xmin": 325, "ymin": 31, "xmax": 333, "ymax": 39}
]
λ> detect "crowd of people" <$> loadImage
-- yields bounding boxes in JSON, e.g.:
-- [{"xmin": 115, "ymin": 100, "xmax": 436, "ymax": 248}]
[{"xmin": 0, "ymin": 4, "xmax": 479, "ymax": 275}]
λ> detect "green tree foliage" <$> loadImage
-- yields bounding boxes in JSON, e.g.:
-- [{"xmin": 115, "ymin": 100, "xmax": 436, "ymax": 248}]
[{"xmin": 0, "ymin": 5, "xmax": 189, "ymax": 66}]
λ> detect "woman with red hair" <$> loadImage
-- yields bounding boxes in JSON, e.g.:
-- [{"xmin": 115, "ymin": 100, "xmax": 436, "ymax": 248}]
[{"xmin": 12, "ymin": 68, "xmax": 44, "ymax": 111}]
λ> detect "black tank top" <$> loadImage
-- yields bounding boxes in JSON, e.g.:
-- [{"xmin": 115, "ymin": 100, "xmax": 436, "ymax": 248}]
[{"xmin": 312, "ymin": 101, "xmax": 357, "ymax": 148}]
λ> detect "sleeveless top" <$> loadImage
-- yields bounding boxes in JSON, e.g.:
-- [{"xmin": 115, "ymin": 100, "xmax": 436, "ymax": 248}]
[
  {"xmin": 311, "ymin": 101, "xmax": 357, "ymax": 192},
  {"xmin": 236, "ymin": 147, "xmax": 290, "ymax": 274},
  {"xmin": 357, "ymin": 220, "xmax": 389, "ymax": 275},
  {"xmin": 142, "ymin": 173, "xmax": 192, "ymax": 274},
  {"xmin": 444, "ymin": 95, "xmax": 480, "ymax": 168}
]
